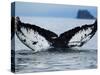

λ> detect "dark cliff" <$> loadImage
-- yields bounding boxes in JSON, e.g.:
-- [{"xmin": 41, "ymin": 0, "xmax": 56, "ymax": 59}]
[{"xmin": 77, "ymin": 10, "xmax": 95, "ymax": 19}]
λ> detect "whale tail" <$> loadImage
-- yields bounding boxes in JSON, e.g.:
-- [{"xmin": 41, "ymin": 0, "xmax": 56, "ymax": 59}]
[
  {"xmin": 11, "ymin": 16, "xmax": 23, "ymax": 39},
  {"xmin": 66, "ymin": 20, "xmax": 97, "ymax": 47},
  {"xmin": 12, "ymin": 16, "xmax": 97, "ymax": 51},
  {"xmin": 11, "ymin": 17, "xmax": 15, "ymax": 39}
]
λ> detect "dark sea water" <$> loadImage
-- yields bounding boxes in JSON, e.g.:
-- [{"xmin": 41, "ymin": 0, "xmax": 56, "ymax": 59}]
[{"xmin": 13, "ymin": 48, "xmax": 97, "ymax": 73}]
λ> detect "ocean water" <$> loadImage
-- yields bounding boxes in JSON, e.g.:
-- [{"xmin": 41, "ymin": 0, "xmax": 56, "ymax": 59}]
[
  {"xmin": 12, "ymin": 17, "xmax": 97, "ymax": 73},
  {"xmin": 14, "ymin": 49, "xmax": 97, "ymax": 73}
]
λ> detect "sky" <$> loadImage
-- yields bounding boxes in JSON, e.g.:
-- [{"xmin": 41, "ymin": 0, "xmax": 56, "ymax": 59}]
[{"xmin": 11, "ymin": 2, "xmax": 97, "ymax": 18}]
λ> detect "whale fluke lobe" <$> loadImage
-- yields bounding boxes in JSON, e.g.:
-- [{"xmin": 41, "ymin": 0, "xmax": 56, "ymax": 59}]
[
  {"xmin": 11, "ymin": 16, "xmax": 22, "ymax": 39},
  {"xmin": 11, "ymin": 17, "xmax": 15, "ymax": 39},
  {"xmin": 12, "ymin": 16, "xmax": 97, "ymax": 52},
  {"xmin": 62, "ymin": 20, "xmax": 97, "ymax": 47},
  {"xmin": 52, "ymin": 20, "xmax": 97, "ymax": 48}
]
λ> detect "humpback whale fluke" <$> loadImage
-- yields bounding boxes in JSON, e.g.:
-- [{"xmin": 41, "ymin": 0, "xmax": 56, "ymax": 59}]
[
  {"xmin": 12, "ymin": 16, "xmax": 97, "ymax": 52},
  {"xmin": 11, "ymin": 17, "xmax": 15, "ymax": 39}
]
